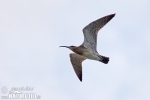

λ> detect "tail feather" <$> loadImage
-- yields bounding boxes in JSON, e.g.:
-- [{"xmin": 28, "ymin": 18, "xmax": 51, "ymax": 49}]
[{"xmin": 98, "ymin": 55, "xmax": 109, "ymax": 64}]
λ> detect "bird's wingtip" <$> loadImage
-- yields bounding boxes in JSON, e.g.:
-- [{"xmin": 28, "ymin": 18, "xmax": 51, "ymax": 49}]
[
  {"xmin": 80, "ymin": 79, "xmax": 82, "ymax": 82},
  {"xmin": 79, "ymin": 76, "xmax": 82, "ymax": 82},
  {"xmin": 112, "ymin": 13, "xmax": 116, "ymax": 17}
]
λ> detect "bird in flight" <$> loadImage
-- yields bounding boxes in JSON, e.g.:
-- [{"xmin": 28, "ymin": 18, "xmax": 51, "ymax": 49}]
[{"xmin": 60, "ymin": 14, "xmax": 115, "ymax": 82}]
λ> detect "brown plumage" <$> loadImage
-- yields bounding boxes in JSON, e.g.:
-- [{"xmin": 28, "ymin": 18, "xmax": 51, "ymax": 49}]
[{"xmin": 60, "ymin": 13, "xmax": 115, "ymax": 81}]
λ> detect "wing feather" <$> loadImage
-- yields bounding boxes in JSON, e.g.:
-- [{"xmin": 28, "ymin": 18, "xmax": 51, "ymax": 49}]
[
  {"xmin": 81, "ymin": 14, "xmax": 115, "ymax": 53},
  {"xmin": 70, "ymin": 53, "xmax": 86, "ymax": 82}
]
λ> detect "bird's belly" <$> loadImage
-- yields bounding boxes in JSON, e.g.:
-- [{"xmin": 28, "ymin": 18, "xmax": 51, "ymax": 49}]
[{"xmin": 82, "ymin": 52, "xmax": 99, "ymax": 60}]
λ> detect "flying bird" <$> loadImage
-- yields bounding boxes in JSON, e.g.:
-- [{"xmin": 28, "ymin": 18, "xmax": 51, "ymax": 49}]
[{"xmin": 60, "ymin": 13, "xmax": 115, "ymax": 82}]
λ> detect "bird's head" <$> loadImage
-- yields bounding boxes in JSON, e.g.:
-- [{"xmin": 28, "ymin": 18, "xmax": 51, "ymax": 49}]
[{"xmin": 60, "ymin": 45, "xmax": 76, "ymax": 51}]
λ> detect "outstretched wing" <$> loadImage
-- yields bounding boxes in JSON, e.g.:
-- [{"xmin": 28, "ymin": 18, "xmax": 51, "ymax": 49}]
[
  {"xmin": 81, "ymin": 14, "xmax": 115, "ymax": 53},
  {"xmin": 70, "ymin": 53, "xmax": 86, "ymax": 82}
]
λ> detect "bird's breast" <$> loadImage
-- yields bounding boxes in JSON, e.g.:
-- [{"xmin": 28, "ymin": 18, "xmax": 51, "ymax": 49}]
[{"xmin": 82, "ymin": 51, "xmax": 100, "ymax": 60}]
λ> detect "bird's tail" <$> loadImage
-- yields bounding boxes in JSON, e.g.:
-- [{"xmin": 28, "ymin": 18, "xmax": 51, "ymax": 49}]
[{"xmin": 98, "ymin": 55, "xmax": 109, "ymax": 64}]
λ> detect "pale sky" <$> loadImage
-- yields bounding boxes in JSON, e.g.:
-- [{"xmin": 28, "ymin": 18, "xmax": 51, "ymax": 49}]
[{"xmin": 0, "ymin": 0, "xmax": 150, "ymax": 100}]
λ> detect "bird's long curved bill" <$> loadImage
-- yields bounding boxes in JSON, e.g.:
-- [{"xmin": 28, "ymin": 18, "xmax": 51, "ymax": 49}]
[{"xmin": 59, "ymin": 46, "xmax": 69, "ymax": 48}]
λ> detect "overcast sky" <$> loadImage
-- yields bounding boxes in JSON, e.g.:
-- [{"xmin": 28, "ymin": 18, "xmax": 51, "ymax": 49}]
[{"xmin": 0, "ymin": 0, "xmax": 150, "ymax": 100}]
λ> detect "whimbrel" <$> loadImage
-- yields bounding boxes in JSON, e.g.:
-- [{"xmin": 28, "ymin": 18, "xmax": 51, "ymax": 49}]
[{"xmin": 60, "ymin": 14, "xmax": 115, "ymax": 81}]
